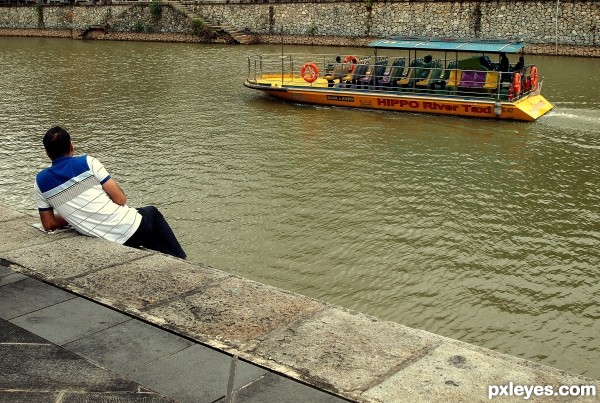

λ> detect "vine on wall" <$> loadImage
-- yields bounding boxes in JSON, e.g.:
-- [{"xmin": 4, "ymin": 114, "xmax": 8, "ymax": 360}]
[{"xmin": 35, "ymin": 4, "xmax": 44, "ymax": 29}]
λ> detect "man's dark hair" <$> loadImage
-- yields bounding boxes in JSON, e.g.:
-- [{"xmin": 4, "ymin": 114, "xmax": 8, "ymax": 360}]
[{"xmin": 43, "ymin": 126, "xmax": 71, "ymax": 160}]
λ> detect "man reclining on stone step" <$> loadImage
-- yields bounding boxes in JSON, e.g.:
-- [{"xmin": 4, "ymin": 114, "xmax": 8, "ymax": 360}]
[{"xmin": 33, "ymin": 126, "xmax": 187, "ymax": 259}]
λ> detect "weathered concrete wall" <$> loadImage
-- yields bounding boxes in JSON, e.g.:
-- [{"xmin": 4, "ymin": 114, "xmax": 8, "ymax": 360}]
[{"xmin": 1, "ymin": 1, "xmax": 599, "ymax": 56}]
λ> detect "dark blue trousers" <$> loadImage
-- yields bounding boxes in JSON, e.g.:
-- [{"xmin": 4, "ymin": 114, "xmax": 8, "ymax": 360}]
[{"xmin": 124, "ymin": 206, "xmax": 187, "ymax": 259}]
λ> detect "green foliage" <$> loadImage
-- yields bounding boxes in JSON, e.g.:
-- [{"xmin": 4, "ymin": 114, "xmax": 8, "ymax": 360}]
[
  {"xmin": 191, "ymin": 17, "xmax": 205, "ymax": 36},
  {"xmin": 35, "ymin": 4, "xmax": 44, "ymax": 27},
  {"xmin": 133, "ymin": 21, "xmax": 154, "ymax": 33},
  {"xmin": 149, "ymin": 0, "xmax": 162, "ymax": 21},
  {"xmin": 307, "ymin": 25, "xmax": 317, "ymax": 36},
  {"xmin": 133, "ymin": 21, "xmax": 145, "ymax": 32}
]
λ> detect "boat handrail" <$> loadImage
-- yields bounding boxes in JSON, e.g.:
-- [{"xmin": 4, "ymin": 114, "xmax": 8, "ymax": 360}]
[{"xmin": 246, "ymin": 53, "xmax": 540, "ymax": 102}]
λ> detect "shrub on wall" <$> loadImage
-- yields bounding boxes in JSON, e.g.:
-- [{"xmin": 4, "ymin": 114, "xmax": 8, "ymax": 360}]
[
  {"xmin": 133, "ymin": 21, "xmax": 154, "ymax": 33},
  {"xmin": 191, "ymin": 17, "xmax": 216, "ymax": 40},
  {"xmin": 150, "ymin": 0, "xmax": 162, "ymax": 21},
  {"xmin": 133, "ymin": 21, "xmax": 144, "ymax": 32},
  {"xmin": 192, "ymin": 17, "xmax": 205, "ymax": 35}
]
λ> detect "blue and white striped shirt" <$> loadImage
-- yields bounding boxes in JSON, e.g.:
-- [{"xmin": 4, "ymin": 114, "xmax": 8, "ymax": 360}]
[{"xmin": 34, "ymin": 155, "xmax": 141, "ymax": 244}]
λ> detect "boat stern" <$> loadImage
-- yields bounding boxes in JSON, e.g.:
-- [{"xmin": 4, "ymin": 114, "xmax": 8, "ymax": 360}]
[{"xmin": 510, "ymin": 94, "xmax": 554, "ymax": 121}]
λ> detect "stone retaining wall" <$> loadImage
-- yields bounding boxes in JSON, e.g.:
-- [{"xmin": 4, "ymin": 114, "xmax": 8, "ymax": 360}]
[
  {"xmin": 1, "ymin": 1, "xmax": 599, "ymax": 56},
  {"xmin": 197, "ymin": 0, "xmax": 599, "ymax": 48},
  {"xmin": 0, "ymin": 5, "xmax": 193, "ymax": 33}
]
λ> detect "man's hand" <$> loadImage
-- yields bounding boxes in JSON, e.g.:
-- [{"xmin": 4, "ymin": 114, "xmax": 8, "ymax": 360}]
[
  {"xmin": 38, "ymin": 210, "xmax": 69, "ymax": 231},
  {"xmin": 102, "ymin": 178, "xmax": 127, "ymax": 206}
]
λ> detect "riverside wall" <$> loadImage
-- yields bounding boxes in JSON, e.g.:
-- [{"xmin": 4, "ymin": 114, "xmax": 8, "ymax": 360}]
[
  {"xmin": 0, "ymin": 0, "xmax": 599, "ymax": 56},
  {"xmin": 0, "ymin": 3, "xmax": 228, "ymax": 43}
]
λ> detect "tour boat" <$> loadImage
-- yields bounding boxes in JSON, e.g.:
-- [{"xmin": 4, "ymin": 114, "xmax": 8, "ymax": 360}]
[{"xmin": 244, "ymin": 37, "xmax": 554, "ymax": 121}]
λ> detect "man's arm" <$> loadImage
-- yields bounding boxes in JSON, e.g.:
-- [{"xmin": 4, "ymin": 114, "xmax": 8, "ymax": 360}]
[
  {"xmin": 102, "ymin": 178, "xmax": 127, "ymax": 206},
  {"xmin": 38, "ymin": 209, "xmax": 69, "ymax": 231}
]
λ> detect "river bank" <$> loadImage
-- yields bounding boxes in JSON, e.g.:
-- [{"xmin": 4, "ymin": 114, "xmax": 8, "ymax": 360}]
[{"xmin": 2, "ymin": 27, "xmax": 599, "ymax": 57}]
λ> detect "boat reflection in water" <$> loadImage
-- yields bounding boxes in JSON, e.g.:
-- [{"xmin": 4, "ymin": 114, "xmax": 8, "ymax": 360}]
[{"xmin": 244, "ymin": 36, "xmax": 554, "ymax": 121}]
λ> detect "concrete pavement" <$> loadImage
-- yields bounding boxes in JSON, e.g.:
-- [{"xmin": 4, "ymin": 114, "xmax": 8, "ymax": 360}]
[
  {"xmin": 0, "ymin": 205, "xmax": 598, "ymax": 402},
  {"xmin": 0, "ymin": 264, "xmax": 347, "ymax": 402}
]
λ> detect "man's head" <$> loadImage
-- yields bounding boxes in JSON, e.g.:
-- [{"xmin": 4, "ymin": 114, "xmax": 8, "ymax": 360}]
[{"xmin": 43, "ymin": 126, "xmax": 73, "ymax": 160}]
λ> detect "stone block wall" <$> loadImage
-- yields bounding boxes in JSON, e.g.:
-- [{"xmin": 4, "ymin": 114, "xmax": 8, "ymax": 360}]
[
  {"xmin": 0, "ymin": 4, "xmax": 194, "ymax": 33},
  {"xmin": 0, "ymin": 1, "xmax": 598, "ymax": 56},
  {"xmin": 197, "ymin": 0, "xmax": 599, "ymax": 47}
]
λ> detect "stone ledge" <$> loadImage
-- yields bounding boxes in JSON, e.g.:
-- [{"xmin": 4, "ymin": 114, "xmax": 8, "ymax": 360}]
[{"xmin": 1, "ymin": 205, "xmax": 597, "ymax": 402}]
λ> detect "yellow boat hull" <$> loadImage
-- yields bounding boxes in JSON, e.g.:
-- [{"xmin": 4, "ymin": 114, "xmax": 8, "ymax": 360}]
[{"xmin": 244, "ymin": 75, "xmax": 553, "ymax": 122}]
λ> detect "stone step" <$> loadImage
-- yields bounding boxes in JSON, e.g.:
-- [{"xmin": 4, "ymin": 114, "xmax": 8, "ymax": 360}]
[{"xmin": 166, "ymin": 0, "xmax": 255, "ymax": 44}]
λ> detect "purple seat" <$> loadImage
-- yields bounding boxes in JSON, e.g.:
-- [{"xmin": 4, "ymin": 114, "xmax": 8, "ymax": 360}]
[
  {"xmin": 460, "ymin": 71, "xmax": 487, "ymax": 88},
  {"xmin": 473, "ymin": 71, "xmax": 487, "ymax": 87},
  {"xmin": 358, "ymin": 61, "xmax": 388, "ymax": 88}
]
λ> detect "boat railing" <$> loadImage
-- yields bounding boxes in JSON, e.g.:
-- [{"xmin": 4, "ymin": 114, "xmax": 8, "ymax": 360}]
[
  {"xmin": 246, "ymin": 53, "xmax": 371, "ymax": 84},
  {"xmin": 246, "ymin": 54, "xmax": 542, "ymax": 102},
  {"xmin": 348, "ymin": 64, "xmax": 540, "ymax": 101},
  {"xmin": 247, "ymin": 53, "xmax": 380, "ymax": 83}
]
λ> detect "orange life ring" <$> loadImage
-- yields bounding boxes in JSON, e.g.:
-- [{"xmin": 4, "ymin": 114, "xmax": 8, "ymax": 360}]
[
  {"xmin": 301, "ymin": 63, "xmax": 319, "ymax": 83},
  {"xmin": 512, "ymin": 72, "xmax": 522, "ymax": 96},
  {"xmin": 343, "ymin": 55, "xmax": 359, "ymax": 73},
  {"xmin": 530, "ymin": 66, "xmax": 539, "ymax": 89}
]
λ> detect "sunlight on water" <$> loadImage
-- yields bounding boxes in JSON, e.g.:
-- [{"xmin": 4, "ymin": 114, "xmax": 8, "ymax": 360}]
[{"xmin": 1, "ymin": 38, "xmax": 599, "ymax": 380}]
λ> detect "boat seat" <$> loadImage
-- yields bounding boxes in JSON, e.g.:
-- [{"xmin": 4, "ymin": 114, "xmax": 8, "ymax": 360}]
[
  {"xmin": 377, "ymin": 59, "xmax": 405, "ymax": 90},
  {"xmin": 341, "ymin": 60, "xmax": 370, "ymax": 88},
  {"xmin": 324, "ymin": 63, "xmax": 351, "ymax": 81},
  {"xmin": 416, "ymin": 60, "xmax": 443, "ymax": 87},
  {"xmin": 459, "ymin": 70, "xmax": 487, "ymax": 88},
  {"xmin": 358, "ymin": 57, "xmax": 388, "ymax": 88},
  {"xmin": 397, "ymin": 59, "xmax": 424, "ymax": 87},
  {"xmin": 397, "ymin": 69, "xmax": 413, "ymax": 86},
  {"xmin": 483, "ymin": 71, "xmax": 500, "ymax": 89},
  {"xmin": 445, "ymin": 69, "xmax": 462, "ymax": 88},
  {"xmin": 432, "ymin": 61, "xmax": 457, "ymax": 90}
]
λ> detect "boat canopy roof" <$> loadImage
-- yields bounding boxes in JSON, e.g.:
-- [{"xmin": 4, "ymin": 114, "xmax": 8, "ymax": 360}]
[{"xmin": 368, "ymin": 37, "xmax": 526, "ymax": 54}]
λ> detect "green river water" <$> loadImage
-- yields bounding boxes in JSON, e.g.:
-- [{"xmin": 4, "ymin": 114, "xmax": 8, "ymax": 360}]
[{"xmin": 1, "ymin": 37, "xmax": 598, "ymax": 380}]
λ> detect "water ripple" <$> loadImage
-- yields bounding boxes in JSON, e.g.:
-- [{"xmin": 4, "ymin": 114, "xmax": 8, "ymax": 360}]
[{"xmin": 1, "ymin": 38, "xmax": 599, "ymax": 379}]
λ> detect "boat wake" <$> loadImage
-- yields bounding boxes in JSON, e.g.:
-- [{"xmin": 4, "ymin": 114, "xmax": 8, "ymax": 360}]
[{"xmin": 541, "ymin": 107, "xmax": 600, "ymax": 132}]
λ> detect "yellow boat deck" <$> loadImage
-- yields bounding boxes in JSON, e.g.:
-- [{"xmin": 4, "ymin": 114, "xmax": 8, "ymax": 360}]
[{"xmin": 254, "ymin": 74, "xmax": 333, "ymax": 89}]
